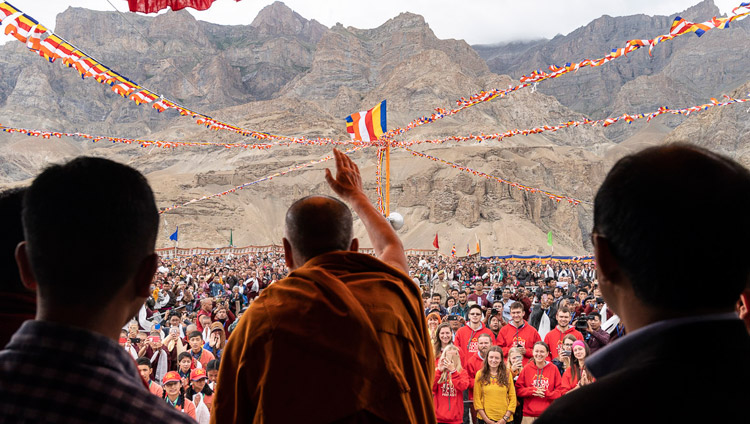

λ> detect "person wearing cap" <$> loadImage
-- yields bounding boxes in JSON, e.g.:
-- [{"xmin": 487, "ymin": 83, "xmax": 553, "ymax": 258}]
[
  {"xmin": 447, "ymin": 314, "xmax": 463, "ymax": 340},
  {"xmin": 163, "ymin": 370, "xmax": 197, "ymax": 419},
  {"xmin": 212, "ymin": 149, "xmax": 434, "ymax": 423},
  {"xmin": 186, "ymin": 368, "xmax": 214, "ymax": 412}
]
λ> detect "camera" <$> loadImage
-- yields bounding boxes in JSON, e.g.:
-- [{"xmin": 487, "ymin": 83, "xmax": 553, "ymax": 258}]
[{"xmin": 574, "ymin": 316, "xmax": 589, "ymax": 333}]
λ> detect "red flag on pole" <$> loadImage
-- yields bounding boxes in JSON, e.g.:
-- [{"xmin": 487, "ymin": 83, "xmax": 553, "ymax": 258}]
[{"xmin": 433, "ymin": 233, "xmax": 439, "ymax": 249}]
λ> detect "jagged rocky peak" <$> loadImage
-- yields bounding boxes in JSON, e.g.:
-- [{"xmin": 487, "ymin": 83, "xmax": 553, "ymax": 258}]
[
  {"xmin": 371, "ymin": 12, "xmax": 429, "ymax": 32},
  {"xmin": 251, "ymin": 1, "xmax": 326, "ymax": 40},
  {"xmin": 678, "ymin": 0, "xmax": 720, "ymax": 21},
  {"xmin": 148, "ymin": 9, "xmax": 211, "ymax": 46}
]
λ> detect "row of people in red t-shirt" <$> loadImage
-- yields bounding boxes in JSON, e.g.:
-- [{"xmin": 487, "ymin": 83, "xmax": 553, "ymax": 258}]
[{"xmin": 433, "ymin": 302, "xmax": 594, "ymax": 424}]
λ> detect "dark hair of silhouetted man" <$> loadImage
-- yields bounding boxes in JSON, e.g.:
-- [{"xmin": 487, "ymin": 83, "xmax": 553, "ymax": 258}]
[
  {"xmin": 21, "ymin": 157, "xmax": 159, "ymax": 306},
  {"xmin": 284, "ymin": 195, "xmax": 353, "ymax": 262},
  {"xmin": 593, "ymin": 143, "xmax": 750, "ymax": 311}
]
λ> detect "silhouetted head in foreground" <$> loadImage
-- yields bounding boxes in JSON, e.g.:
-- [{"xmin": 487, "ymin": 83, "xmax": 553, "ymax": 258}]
[
  {"xmin": 283, "ymin": 195, "xmax": 356, "ymax": 270},
  {"xmin": 592, "ymin": 143, "xmax": 750, "ymax": 328},
  {"xmin": 16, "ymin": 157, "xmax": 159, "ymax": 335}
]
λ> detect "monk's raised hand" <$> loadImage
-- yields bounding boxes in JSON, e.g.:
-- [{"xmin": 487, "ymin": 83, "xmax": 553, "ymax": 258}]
[{"xmin": 325, "ymin": 148, "xmax": 363, "ymax": 202}]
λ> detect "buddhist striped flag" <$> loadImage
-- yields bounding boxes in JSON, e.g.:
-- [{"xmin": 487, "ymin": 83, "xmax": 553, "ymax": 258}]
[{"xmin": 345, "ymin": 100, "xmax": 387, "ymax": 142}]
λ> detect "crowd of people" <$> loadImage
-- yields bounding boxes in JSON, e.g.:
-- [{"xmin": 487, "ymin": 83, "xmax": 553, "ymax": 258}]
[
  {"xmin": 130, "ymin": 248, "xmax": 611, "ymax": 423},
  {"xmin": 1, "ymin": 144, "xmax": 750, "ymax": 424}
]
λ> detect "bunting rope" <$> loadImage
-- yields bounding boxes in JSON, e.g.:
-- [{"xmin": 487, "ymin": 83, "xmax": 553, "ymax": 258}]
[
  {"xmin": 3, "ymin": 1, "xmax": 749, "ymax": 217},
  {"xmin": 5, "ymin": 93, "xmax": 748, "ymax": 151},
  {"xmin": 380, "ymin": 2, "xmax": 750, "ymax": 140},
  {"xmin": 401, "ymin": 147, "xmax": 589, "ymax": 206},
  {"xmin": 0, "ymin": 1, "xmax": 311, "ymax": 144},
  {"xmin": 0, "ymin": 123, "xmax": 370, "ymax": 149},
  {"xmin": 393, "ymin": 94, "xmax": 750, "ymax": 148},
  {"xmin": 375, "ymin": 147, "xmax": 386, "ymax": 214},
  {"xmin": 158, "ymin": 145, "xmax": 366, "ymax": 214},
  {"xmin": 2, "ymin": 1, "xmax": 749, "ymax": 147}
]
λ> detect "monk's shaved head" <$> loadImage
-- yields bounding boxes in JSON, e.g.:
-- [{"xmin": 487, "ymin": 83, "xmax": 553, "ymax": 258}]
[{"xmin": 285, "ymin": 195, "xmax": 353, "ymax": 263}]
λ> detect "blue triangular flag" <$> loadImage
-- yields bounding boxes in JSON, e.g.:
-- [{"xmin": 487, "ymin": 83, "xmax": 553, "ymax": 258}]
[{"xmin": 169, "ymin": 227, "xmax": 178, "ymax": 241}]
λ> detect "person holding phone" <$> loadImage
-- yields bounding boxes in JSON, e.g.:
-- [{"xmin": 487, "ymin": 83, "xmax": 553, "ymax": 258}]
[
  {"xmin": 551, "ymin": 335, "xmax": 577, "ymax": 376},
  {"xmin": 506, "ymin": 347, "xmax": 525, "ymax": 423}
]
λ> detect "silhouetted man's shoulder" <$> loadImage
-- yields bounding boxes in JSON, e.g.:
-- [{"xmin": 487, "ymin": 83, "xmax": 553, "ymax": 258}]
[
  {"xmin": 537, "ymin": 317, "xmax": 750, "ymax": 424},
  {"xmin": 0, "ymin": 321, "xmax": 194, "ymax": 424}
]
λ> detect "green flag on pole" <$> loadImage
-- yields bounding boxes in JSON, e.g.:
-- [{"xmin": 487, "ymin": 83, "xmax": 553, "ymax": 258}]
[
  {"xmin": 547, "ymin": 231, "xmax": 553, "ymax": 246},
  {"xmin": 229, "ymin": 229, "xmax": 233, "ymax": 247}
]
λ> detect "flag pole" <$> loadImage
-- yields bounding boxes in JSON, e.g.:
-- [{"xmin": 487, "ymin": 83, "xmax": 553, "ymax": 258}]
[{"xmin": 385, "ymin": 139, "xmax": 391, "ymax": 216}]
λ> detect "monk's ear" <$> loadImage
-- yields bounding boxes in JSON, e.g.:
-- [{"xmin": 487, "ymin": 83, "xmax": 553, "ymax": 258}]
[
  {"xmin": 349, "ymin": 238, "xmax": 359, "ymax": 252},
  {"xmin": 282, "ymin": 238, "xmax": 295, "ymax": 269}
]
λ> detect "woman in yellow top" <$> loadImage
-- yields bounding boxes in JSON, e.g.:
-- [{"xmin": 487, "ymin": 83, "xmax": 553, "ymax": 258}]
[{"xmin": 474, "ymin": 346, "xmax": 517, "ymax": 424}]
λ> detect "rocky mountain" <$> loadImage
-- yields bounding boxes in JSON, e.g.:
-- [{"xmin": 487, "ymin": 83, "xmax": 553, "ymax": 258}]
[
  {"xmin": 0, "ymin": 1, "xmax": 747, "ymax": 255},
  {"xmin": 473, "ymin": 0, "xmax": 750, "ymax": 142}
]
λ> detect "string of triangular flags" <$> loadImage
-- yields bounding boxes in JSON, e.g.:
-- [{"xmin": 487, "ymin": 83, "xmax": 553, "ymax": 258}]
[
  {"xmin": 0, "ymin": 1, "xmax": 307, "ymax": 144},
  {"xmin": 379, "ymin": 2, "xmax": 750, "ymax": 140},
  {"xmin": 394, "ymin": 95, "xmax": 750, "ymax": 148},
  {"xmin": 0, "ymin": 123, "xmax": 364, "ymax": 149},
  {"xmin": 4, "ymin": 93, "xmax": 748, "ymax": 151},
  {"xmin": 2, "ymin": 1, "xmax": 748, "ymax": 146}
]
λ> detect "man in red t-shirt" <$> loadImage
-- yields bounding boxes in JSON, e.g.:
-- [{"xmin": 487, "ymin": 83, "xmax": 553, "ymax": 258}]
[
  {"xmin": 543, "ymin": 307, "xmax": 583, "ymax": 361},
  {"xmin": 496, "ymin": 301, "xmax": 541, "ymax": 365},
  {"xmin": 454, "ymin": 305, "xmax": 495, "ymax": 360}
]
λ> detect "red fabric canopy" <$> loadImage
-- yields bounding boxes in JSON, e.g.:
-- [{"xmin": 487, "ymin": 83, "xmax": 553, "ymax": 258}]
[{"xmin": 127, "ymin": 0, "xmax": 239, "ymax": 14}]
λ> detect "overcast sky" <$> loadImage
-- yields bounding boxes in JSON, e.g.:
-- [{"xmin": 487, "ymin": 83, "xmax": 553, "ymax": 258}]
[{"xmin": 1, "ymin": 0, "xmax": 741, "ymax": 45}]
